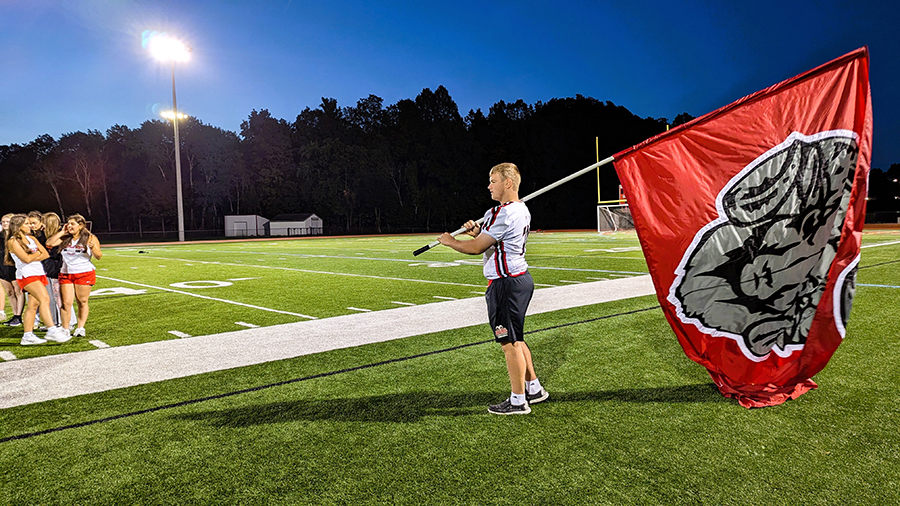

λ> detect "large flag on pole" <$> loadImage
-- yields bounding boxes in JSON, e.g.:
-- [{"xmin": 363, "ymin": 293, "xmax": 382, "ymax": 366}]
[{"xmin": 614, "ymin": 48, "xmax": 872, "ymax": 408}]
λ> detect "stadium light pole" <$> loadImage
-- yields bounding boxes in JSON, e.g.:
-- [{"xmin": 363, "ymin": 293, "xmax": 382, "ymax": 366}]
[{"xmin": 148, "ymin": 33, "xmax": 191, "ymax": 242}]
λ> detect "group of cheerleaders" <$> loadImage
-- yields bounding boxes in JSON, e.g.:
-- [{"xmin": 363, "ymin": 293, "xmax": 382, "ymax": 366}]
[{"xmin": 0, "ymin": 211, "xmax": 102, "ymax": 345}]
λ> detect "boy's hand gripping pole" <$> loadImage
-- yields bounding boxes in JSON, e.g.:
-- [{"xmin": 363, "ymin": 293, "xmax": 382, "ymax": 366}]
[{"xmin": 413, "ymin": 218, "xmax": 485, "ymax": 256}]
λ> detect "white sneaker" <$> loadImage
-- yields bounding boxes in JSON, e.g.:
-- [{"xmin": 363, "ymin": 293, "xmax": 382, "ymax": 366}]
[
  {"xmin": 21, "ymin": 332, "xmax": 47, "ymax": 345},
  {"xmin": 73, "ymin": 327, "xmax": 86, "ymax": 338},
  {"xmin": 45, "ymin": 326, "xmax": 72, "ymax": 343}
]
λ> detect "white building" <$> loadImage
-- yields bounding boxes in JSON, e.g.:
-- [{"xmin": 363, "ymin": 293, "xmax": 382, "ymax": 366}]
[
  {"xmin": 269, "ymin": 214, "xmax": 323, "ymax": 236},
  {"xmin": 224, "ymin": 215, "xmax": 270, "ymax": 237}
]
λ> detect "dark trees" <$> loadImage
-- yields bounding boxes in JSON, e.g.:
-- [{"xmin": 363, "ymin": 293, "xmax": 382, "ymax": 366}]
[{"xmin": 3, "ymin": 88, "xmax": 754, "ymax": 235}]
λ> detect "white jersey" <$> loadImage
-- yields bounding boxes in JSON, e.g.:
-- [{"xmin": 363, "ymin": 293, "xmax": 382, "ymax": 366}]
[
  {"xmin": 61, "ymin": 238, "xmax": 96, "ymax": 274},
  {"xmin": 481, "ymin": 201, "xmax": 530, "ymax": 280},
  {"xmin": 11, "ymin": 236, "xmax": 46, "ymax": 279}
]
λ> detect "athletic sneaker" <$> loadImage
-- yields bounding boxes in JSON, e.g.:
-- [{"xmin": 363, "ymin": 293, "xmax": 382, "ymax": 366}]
[
  {"xmin": 526, "ymin": 388, "xmax": 550, "ymax": 404},
  {"xmin": 5, "ymin": 315, "xmax": 22, "ymax": 327},
  {"xmin": 21, "ymin": 333, "xmax": 47, "ymax": 345},
  {"xmin": 488, "ymin": 398, "xmax": 531, "ymax": 415},
  {"xmin": 73, "ymin": 327, "xmax": 86, "ymax": 338},
  {"xmin": 44, "ymin": 326, "xmax": 72, "ymax": 343}
]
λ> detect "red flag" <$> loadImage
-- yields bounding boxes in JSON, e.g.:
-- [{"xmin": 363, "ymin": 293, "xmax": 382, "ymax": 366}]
[{"xmin": 614, "ymin": 48, "xmax": 872, "ymax": 408}]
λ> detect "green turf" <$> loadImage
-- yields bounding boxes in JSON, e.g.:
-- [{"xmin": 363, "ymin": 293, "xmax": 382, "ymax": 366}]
[{"xmin": 0, "ymin": 231, "xmax": 898, "ymax": 504}]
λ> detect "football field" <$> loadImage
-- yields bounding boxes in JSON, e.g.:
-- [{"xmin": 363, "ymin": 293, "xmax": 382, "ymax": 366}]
[{"xmin": 0, "ymin": 230, "xmax": 898, "ymax": 505}]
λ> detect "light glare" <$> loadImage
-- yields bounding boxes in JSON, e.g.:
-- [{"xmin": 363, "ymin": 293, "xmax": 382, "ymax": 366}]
[
  {"xmin": 161, "ymin": 111, "xmax": 187, "ymax": 120},
  {"xmin": 146, "ymin": 32, "xmax": 190, "ymax": 62}
]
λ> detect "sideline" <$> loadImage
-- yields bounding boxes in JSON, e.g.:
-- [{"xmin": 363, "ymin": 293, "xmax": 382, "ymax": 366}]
[{"xmin": 0, "ymin": 276, "xmax": 656, "ymax": 409}]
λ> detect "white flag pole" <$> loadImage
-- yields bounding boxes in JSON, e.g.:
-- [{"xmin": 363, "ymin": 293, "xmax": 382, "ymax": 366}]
[{"xmin": 413, "ymin": 155, "xmax": 616, "ymax": 256}]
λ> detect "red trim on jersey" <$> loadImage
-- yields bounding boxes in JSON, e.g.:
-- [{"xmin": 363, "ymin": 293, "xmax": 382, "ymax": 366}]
[{"xmin": 484, "ymin": 202, "xmax": 513, "ymax": 232}]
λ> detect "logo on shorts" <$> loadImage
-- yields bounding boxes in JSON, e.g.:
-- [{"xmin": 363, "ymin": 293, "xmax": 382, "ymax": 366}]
[{"xmin": 494, "ymin": 325, "xmax": 508, "ymax": 339}]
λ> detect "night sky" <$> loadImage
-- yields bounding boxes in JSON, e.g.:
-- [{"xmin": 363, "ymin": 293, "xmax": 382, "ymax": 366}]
[{"xmin": 2, "ymin": 0, "xmax": 897, "ymax": 169}]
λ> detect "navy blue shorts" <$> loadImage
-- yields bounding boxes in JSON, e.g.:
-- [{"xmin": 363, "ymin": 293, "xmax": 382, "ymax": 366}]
[{"xmin": 485, "ymin": 272, "xmax": 534, "ymax": 344}]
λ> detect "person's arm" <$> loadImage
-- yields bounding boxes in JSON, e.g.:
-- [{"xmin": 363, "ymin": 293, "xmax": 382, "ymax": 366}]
[
  {"xmin": 46, "ymin": 231, "xmax": 66, "ymax": 248},
  {"xmin": 8, "ymin": 238, "xmax": 48, "ymax": 263},
  {"xmin": 88, "ymin": 235, "xmax": 102, "ymax": 260},
  {"xmin": 437, "ymin": 222, "xmax": 496, "ymax": 255}
]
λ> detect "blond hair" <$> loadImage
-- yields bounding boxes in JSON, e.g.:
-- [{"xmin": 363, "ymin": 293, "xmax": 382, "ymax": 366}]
[
  {"xmin": 43, "ymin": 212, "xmax": 61, "ymax": 237},
  {"xmin": 490, "ymin": 163, "xmax": 521, "ymax": 191}
]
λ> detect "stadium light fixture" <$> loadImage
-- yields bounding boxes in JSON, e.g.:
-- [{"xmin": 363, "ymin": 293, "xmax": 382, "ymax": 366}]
[
  {"xmin": 160, "ymin": 111, "xmax": 188, "ymax": 120},
  {"xmin": 146, "ymin": 32, "xmax": 191, "ymax": 242}
]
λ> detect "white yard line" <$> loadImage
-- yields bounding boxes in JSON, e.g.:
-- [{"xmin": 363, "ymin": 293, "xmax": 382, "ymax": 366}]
[
  {"xmin": 149, "ymin": 248, "xmax": 648, "ymax": 275},
  {"xmin": 89, "ymin": 340, "xmax": 110, "ymax": 349},
  {"xmin": 0, "ymin": 351, "xmax": 17, "ymax": 361},
  {"xmin": 168, "ymin": 330, "xmax": 192, "ymax": 338},
  {"xmin": 347, "ymin": 307, "xmax": 372, "ymax": 312},
  {"xmin": 97, "ymin": 275, "xmax": 318, "ymax": 320},
  {"xmin": 124, "ymin": 255, "xmax": 486, "ymax": 288},
  {"xmin": 861, "ymin": 239, "xmax": 900, "ymax": 249},
  {"xmin": 529, "ymin": 265, "xmax": 647, "ymax": 275},
  {"xmin": 391, "ymin": 301, "xmax": 416, "ymax": 306},
  {"xmin": 235, "ymin": 322, "xmax": 260, "ymax": 328}
]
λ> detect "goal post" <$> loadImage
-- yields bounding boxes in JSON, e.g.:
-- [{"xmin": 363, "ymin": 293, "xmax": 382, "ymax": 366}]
[{"xmin": 597, "ymin": 200, "xmax": 634, "ymax": 232}]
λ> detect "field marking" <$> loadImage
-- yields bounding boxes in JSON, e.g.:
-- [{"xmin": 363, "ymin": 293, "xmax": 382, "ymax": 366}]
[
  {"xmin": 235, "ymin": 322, "xmax": 260, "ymax": 328},
  {"xmin": 168, "ymin": 330, "xmax": 192, "ymax": 338},
  {"xmin": 97, "ymin": 275, "xmax": 318, "ymax": 319},
  {"xmin": 528, "ymin": 265, "xmax": 646, "ymax": 275},
  {"xmin": 89, "ymin": 340, "xmax": 110, "ymax": 349},
  {"xmin": 861, "ymin": 240, "xmax": 900, "ymax": 249},
  {"xmin": 433, "ymin": 296, "xmax": 457, "ymax": 300},
  {"xmin": 0, "ymin": 351, "xmax": 17, "ymax": 361},
  {"xmin": 858, "ymin": 283, "xmax": 900, "ymax": 289},
  {"xmin": 559, "ymin": 280, "xmax": 582, "ymax": 284},
  {"xmin": 123, "ymin": 255, "xmax": 486, "ymax": 288},
  {"xmin": 170, "ymin": 280, "xmax": 233, "ymax": 289},
  {"xmin": 391, "ymin": 301, "xmax": 416, "ymax": 306},
  {"xmin": 583, "ymin": 247, "xmax": 642, "ymax": 252},
  {"xmin": 586, "ymin": 277, "xmax": 608, "ymax": 281},
  {"xmin": 347, "ymin": 307, "xmax": 372, "ymax": 312},
  {"xmin": 175, "ymin": 248, "xmax": 647, "ymax": 275}
]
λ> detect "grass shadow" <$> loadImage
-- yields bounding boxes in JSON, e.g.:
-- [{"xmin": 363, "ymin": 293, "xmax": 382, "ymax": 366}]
[{"xmin": 173, "ymin": 383, "xmax": 728, "ymax": 427}]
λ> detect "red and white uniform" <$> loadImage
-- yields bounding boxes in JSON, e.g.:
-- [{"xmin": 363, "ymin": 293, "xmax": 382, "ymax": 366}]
[
  {"xmin": 60, "ymin": 239, "xmax": 96, "ymax": 274},
  {"xmin": 481, "ymin": 201, "xmax": 530, "ymax": 280},
  {"xmin": 11, "ymin": 236, "xmax": 46, "ymax": 279}
]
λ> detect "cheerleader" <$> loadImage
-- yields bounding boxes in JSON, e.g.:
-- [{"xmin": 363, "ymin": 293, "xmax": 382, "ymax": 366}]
[
  {"xmin": 0, "ymin": 213, "xmax": 25, "ymax": 327},
  {"xmin": 47, "ymin": 214, "xmax": 102, "ymax": 338},
  {"xmin": 4, "ymin": 214, "xmax": 70, "ymax": 345}
]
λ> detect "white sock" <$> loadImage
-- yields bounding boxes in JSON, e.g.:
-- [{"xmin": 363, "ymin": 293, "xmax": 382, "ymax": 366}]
[
  {"xmin": 527, "ymin": 379, "xmax": 543, "ymax": 394},
  {"xmin": 510, "ymin": 392, "xmax": 526, "ymax": 405}
]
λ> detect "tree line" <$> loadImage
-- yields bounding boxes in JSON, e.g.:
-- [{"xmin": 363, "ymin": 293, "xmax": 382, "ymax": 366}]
[{"xmin": 4, "ymin": 85, "xmax": 895, "ymax": 237}]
